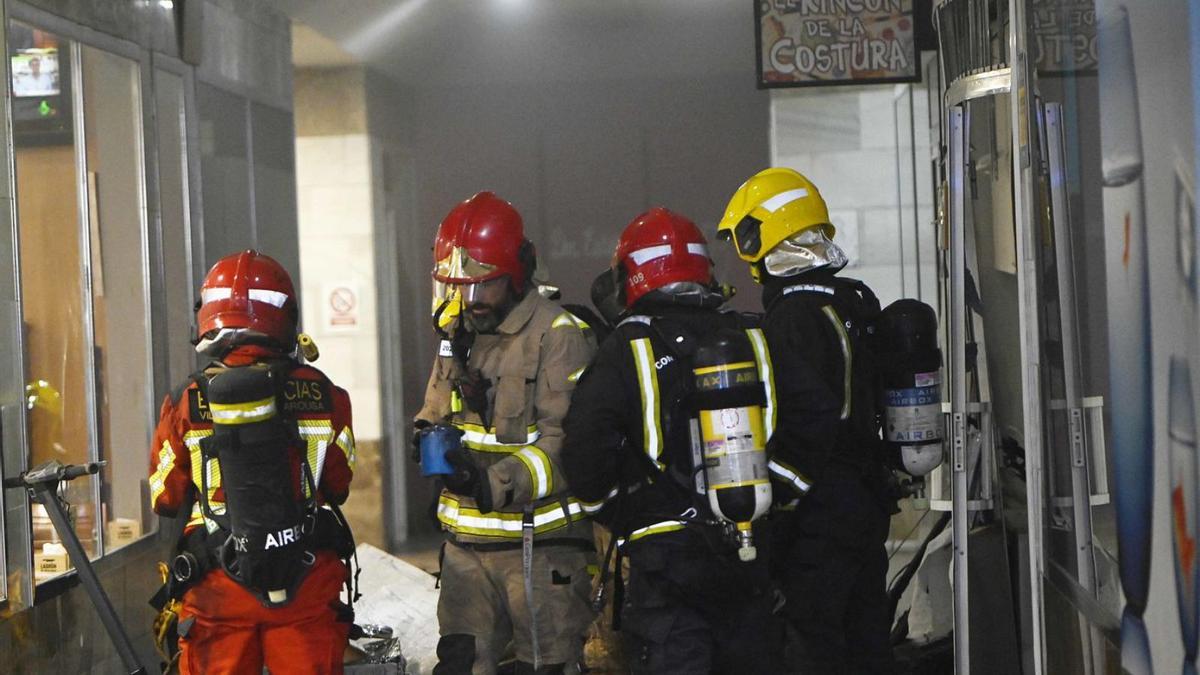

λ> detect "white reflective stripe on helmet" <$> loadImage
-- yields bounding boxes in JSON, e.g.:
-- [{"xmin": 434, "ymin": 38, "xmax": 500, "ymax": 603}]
[
  {"xmin": 628, "ymin": 243, "xmax": 709, "ymax": 266},
  {"xmin": 760, "ymin": 187, "xmax": 810, "ymax": 213},
  {"xmin": 627, "ymin": 244, "xmax": 673, "ymax": 266},
  {"xmin": 248, "ymin": 288, "xmax": 289, "ymax": 307},
  {"xmin": 746, "ymin": 328, "xmax": 776, "ymax": 439},
  {"xmin": 630, "ymin": 338, "xmax": 664, "ymax": 468},
  {"xmin": 201, "ymin": 287, "xmax": 232, "ymax": 304}
]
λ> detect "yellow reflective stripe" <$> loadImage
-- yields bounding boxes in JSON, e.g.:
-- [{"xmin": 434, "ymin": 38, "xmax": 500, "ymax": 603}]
[
  {"xmin": 451, "ymin": 390, "xmax": 463, "ymax": 413},
  {"xmin": 630, "ymin": 338, "xmax": 664, "ymax": 468},
  {"xmin": 567, "ymin": 365, "xmax": 586, "ymax": 383},
  {"xmin": 552, "ymin": 311, "xmax": 590, "ymax": 330},
  {"xmin": 768, "ymin": 458, "xmax": 813, "ymax": 494},
  {"xmin": 183, "ymin": 421, "xmax": 334, "ymax": 507},
  {"xmin": 709, "ymin": 478, "xmax": 770, "ymax": 489},
  {"xmin": 335, "ymin": 427, "xmax": 356, "ymax": 470},
  {"xmin": 436, "ymin": 494, "xmax": 588, "ymax": 537},
  {"xmin": 514, "ymin": 446, "xmax": 553, "ymax": 499},
  {"xmin": 578, "ymin": 484, "xmax": 622, "ymax": 515},
  {"xmin": 456, "ymin": 423, "xmax": 541, "ymax": 453},
  {"xmin": 746, "ymin": 328, "xmax": 776, "ymax": 439},
  {"xmin": 209, "ymin": 396, "xmax": 277, "ymax": 425},
  {"xmin": 625, "ymin": 520, "xmax": 688, "ymax": 544},
  {"xmin": 184, "ymin": 430, "xmax": 223, "ymax": 528},
  {"xmin": 692, "ymin": 361, "xmax": 757, "ymax": 376},
  {"xmin": 297, "ymin": 420, "xmax": 334, "ymax": 497},
  {"xmin": 149, "ymin": 439, "xmax": 176, "ymax": 504},
  {"xmin": 822, "ymin": 305, "xmax": 852, "ymax": 420}
]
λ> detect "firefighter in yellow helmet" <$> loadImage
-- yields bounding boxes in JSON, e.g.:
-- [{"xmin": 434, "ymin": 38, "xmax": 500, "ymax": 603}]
[{"xmin": 717, "ymin": 168, "xmax": 896, "ymax": 673}]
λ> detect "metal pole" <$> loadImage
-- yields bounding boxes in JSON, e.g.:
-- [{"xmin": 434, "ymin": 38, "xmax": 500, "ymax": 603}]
[
  {"xmin": 948, "ymin": 104, "xmax": 970, "ymax": 675},
  {"xmin": 1045, "ymin": 102, "xmax": 1100, "ymax": 675},
  {"xmin": 32, "ymin": 483, "xmax": 146, "ymax": 674},
  {"xmin": 1009, "ymin": 0, "xmax": 1048, "ymax": 671}
]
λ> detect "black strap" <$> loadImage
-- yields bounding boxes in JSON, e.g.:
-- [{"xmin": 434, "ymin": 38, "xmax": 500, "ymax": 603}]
[
  {"xmin": 611, "ymin": 548, "xmax": 625, "ymax": 631},
  {"xmin": 190, "ymin": 366, "xmax": 233, "ymax": 534},
  {"xmin": 446, "ymin": 537, "xmax": 595, "ymax": 553}
]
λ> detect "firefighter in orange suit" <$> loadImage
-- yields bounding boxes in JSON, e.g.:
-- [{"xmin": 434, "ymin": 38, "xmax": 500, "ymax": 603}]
[{"xmin": 149, "ymin": 250, "xmax": 356, "ymax": 675}]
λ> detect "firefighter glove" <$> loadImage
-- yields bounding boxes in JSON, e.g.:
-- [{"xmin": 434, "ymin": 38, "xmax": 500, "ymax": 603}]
[
  {"xmin": 411, "ymin": 420, "xmax": 432, "ymax": 463},
  {"xmin": 444, "ymin": 447, "xmax": 494, "ymax": 513}
]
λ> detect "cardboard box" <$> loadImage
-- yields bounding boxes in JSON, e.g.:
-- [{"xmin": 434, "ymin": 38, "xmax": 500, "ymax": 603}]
[
  {"xmin": 34, "ymin": 542, "xmax": 69, "ymax": 579},
  {"xmin": 106, "ymin": 518, "xmax": 142, "ymax": 550}
]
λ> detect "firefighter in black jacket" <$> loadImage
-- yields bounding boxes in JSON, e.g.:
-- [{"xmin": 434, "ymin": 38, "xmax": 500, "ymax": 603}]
[
  {"xmin": 717, "ymin": 168, "xmax": 896, "ymax": 673},
  {"xmin": 562, "ymin": 207, "xmax": 781, "ymax": 674}
]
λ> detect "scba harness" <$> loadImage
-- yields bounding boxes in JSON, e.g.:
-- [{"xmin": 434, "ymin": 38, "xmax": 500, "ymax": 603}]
[
  {"xmin": 202, "ymin": 363, "xmax": 328, "ymax": 606},
  {"xmin": 616, "ymin": 313, "xmax": 776, "ymax": 547},
  {"xmin": 170, "ymin": 361, "xmax": 357, "ymax": 608}
]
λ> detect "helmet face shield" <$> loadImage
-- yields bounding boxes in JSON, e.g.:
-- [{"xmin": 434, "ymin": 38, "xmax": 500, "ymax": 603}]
[
  {"xmin": 432, "ymin": 276, "xmax": 511, "ymax": 334},
  {"xmin": 433, "ymin": 245, "xmax": 500, "ymax": 286},
  {"xmin": 761, "ymin": 226, "xmax": 847, "ymax": 277},
  {"xmin": 431, "ymin": 281, "xmax": 464, "ymax": 331}
]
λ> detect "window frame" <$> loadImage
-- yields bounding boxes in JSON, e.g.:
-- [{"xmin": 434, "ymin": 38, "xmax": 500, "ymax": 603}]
[{"xmin": 0, "ymin": 0, "xmax": 196, "ymax": 606}]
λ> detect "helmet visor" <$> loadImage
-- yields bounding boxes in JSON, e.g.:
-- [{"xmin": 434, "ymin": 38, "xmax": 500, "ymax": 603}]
[
  {"xmin": 762, "ymin": 227, "xmax": 847, "ymax": 277},
  {"xmin": 433, "ymin": 245, "xmax": 499, "ymax": 284}
]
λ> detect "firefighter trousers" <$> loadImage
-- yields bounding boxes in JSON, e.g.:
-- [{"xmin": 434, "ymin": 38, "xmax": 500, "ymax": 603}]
[
  {"xmin": 177, "ymin": 551, "xmax": 350, "ymax": 675},
  {"xmin": 773, "ymin": 464, "xmax": 895, "ymax": 674},
  {"xmin": 621, "ymin": 533, "xmax": 781, "ymax": 675},
  {"xmin": 433, "ymin": 539, "xmax": 596, "ymax": 675}
]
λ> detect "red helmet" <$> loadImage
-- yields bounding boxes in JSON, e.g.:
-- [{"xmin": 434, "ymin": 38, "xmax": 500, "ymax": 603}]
[
  {"xmin": 196, "ymin": 250, "xmax": 297, "ymax": 345},
  {"xmin": 614, "ymin": 207, "xmax": 713, "ymax": 308},
  {"xmin": 433, "ymin": 191, "xmax": 532, "ymax": 293}
]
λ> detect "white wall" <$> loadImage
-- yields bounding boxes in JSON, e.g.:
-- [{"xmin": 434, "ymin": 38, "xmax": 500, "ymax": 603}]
[
  {"xmin": 770, "ymin": 75, "xmax": 937, "ymax": 310},
  {"xmin": 296, "ymin": 133, "xmax": 381, "ymax": 439}
]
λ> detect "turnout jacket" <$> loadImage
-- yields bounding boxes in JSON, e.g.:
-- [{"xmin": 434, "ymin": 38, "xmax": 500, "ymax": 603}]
[
  {"xmin": 761, "ymin": 270, "xmax": 884, "ymax": 501},
  {"xmin": 415, "ymin": 290, "xmax": 597, "ymax": 544},
  {"xmin": 149, "ymin": 345, "xmax": 356, "ymax": 532},
  {"xmin": 561, "ymin": 306, "xmax": 776, "ymax": 545}
]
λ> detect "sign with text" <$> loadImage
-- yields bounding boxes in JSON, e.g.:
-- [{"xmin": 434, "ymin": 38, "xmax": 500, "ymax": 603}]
[
  {"xmin": 756, "ymin": 0, "xmax": 918, "ymax": 88},
  {"xmin": 1030, "ymin": 0, "xmax": 1097, "ymax": 74}
]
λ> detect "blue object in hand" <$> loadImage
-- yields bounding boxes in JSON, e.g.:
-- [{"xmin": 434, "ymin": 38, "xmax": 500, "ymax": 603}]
[{"xmin": 419, "ymin": 425, "xmax": 462, "ymax": 476}]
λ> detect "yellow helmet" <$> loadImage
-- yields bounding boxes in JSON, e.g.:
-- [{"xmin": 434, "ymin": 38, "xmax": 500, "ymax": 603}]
[{"xmin": 716, "ymin": 168, "xmax": 834, "ymax": 271}]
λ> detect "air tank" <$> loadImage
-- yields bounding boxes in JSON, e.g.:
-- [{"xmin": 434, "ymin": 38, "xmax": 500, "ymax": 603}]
[{"xmin": 691, "ymin": 328, "xmax": 772, "ymax": 562}]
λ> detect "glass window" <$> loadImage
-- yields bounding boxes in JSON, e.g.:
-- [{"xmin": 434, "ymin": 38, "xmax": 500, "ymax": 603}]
[
  {"xmin": 10, "ymin": 20, "xmax": 154, "ymax": 580},
  {"xmin": 80, "ymin": 44, "xmax": 152, "ymax": 552},
  {"xmin": 10, "ymin": 22, "xmax": 97, "ymax": 581},
  {"xmin": 154, "ymin": 69, "xmax": 195, "ymax": 391}
]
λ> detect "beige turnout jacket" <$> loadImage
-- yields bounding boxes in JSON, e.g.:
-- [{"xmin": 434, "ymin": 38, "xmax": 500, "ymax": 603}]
[{"xmin": 416, "ymin": 290, "xmax": 598, "ymax": 544}]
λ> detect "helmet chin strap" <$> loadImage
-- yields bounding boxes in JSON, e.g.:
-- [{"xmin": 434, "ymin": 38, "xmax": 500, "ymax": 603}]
[{"xmin": 195, "ymin": 327, "xmax": 288, "ymax": 358}]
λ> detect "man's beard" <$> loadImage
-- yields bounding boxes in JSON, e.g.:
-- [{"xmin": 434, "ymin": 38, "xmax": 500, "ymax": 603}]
[{"xmin": 464, "ymin": 303, "xmax": 503, "ymax": 333}]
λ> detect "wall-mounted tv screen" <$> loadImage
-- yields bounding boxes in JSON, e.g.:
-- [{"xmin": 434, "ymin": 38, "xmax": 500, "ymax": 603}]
[
  {"xmin": 9, "ymin": 22, "xmax": 72, "ymax": 146},
  {"xmin": 12, "ymin": 48, "xmax": 59, "ymax": 98}
]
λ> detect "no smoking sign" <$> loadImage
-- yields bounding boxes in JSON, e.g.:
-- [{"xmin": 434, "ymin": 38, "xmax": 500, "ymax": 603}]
[{"xmin": 322, "ymin": 281, "xmax": 361, "ymax": 333}]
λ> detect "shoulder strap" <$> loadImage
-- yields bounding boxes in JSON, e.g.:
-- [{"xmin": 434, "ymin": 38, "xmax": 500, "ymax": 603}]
[
  {"xmin": 191, "ymin": 364, "xmax": 233, "ymax": 533},
  {"xmin": 621, "ymin": 317, "xmax": 704, "ymax": 502}
]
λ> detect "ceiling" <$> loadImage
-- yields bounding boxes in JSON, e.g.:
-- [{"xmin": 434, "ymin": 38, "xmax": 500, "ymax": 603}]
[{"xmin": 270, "ymin": 0, "xmax": 757, "ymax": 86}]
